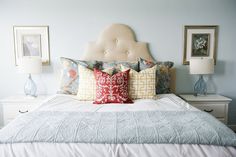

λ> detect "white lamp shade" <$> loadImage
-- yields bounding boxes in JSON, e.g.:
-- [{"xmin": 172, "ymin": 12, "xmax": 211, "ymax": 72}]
[
  {"xmin": 190, "ymin": 58, "xmax": 214, "ymax": 74},
  {"xmin": 19, "ymin": 57, "xmax": 42, "ymax": 74}
]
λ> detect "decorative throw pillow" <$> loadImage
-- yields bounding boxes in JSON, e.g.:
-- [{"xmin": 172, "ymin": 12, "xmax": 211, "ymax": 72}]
[
  {"xmin": 58, "ymin": 57, "xmax": 102, "ymax": 95},
  {"xmin": 58, "ymin": 58, "xmax": 78, "ymax": 95},
  {"xmin": 77, "ymin": 65, "xmax": 114, "ymax": 101},
  {"xmin": 139, "ymin": 58, "xmax": 173, "ymax": 70},
  {"xmin": 121, "ymin": 65, "xmax": 157, "ymax": 99},
  {"xmin": 102, "ymin": 61, "xmax": 139, "ymax": 73},
  {"xmin": 139, "ymin": 58, "xmax": 174, "ymax": 94},
  {"xmin": 93, "ymin": 69, "xmax": 133, "ymax": 104}
]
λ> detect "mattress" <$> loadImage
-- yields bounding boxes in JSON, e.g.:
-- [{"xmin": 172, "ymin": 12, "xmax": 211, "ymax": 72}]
[{"xmin": 0, "ymin": 94, "xmax": 235, "ymax": 157}]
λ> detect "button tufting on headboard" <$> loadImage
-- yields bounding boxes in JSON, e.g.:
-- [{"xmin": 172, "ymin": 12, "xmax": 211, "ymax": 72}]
[
  {"xmin": 82, "ymin": 24, "xmax": 176, "ymax": 92},
  {"xmin": 82, "ymin": 24, "xmax": 154, "ymax": 62},
  {"xmin": 81, "ymin": 24, "xmax": 176, "ymax": 93}
]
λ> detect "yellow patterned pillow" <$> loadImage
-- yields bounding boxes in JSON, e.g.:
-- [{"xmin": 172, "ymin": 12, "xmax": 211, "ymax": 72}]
[
  {"xmin": 121, "ymin": 65, "xmax": 157, "ymax": 99},
  {"xmin": 77, "ymin": 65, "xmax": 113, "ymax": 101}
]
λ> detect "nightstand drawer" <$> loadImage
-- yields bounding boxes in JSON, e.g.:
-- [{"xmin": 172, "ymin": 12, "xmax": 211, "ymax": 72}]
[
  {"xmin": 191, "ymin": 103, "xmax": 225, "ymax": 118},
  {"xmin": 3, "ymin": 104, "xmax": 30, "ymax": 121},
  {"xmin": 179, "ymin": 94, "xmax": 231, "ymax": 124},
  {"xmin": 0, "ymin": 95, "xmax": 49, "ymax": 127}
]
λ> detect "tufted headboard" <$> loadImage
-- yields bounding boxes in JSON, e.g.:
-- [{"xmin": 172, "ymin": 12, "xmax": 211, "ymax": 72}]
[
  {"xmin": 82, "ymin": 24, "xmax": 176, "ymax": 93},
  {"xmin": 82, "ymin": 24, "xmax": 154, "ymax": 61}
]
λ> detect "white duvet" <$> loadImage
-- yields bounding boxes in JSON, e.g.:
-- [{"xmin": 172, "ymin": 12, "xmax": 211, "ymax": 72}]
[{"xmin": 0, "ymin": 94, "xmax": 235, "ymax": 157}]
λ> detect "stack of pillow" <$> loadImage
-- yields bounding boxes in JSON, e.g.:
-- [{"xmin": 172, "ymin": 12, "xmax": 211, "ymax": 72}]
[{"xmin": 59, "ymin": 57, "xmax": 174, "ymax": 104}]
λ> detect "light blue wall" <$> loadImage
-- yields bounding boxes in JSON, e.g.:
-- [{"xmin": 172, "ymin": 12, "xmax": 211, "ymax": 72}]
[{"xmin": 0, "ymin": 0, "xmax": 236, "ymax": 124}]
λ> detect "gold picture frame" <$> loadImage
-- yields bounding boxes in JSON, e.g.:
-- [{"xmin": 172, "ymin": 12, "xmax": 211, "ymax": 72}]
[
  {"xmin": 13, "ymin": 26, "xmax": 50, "ymax": 66},
  {"xmin": 183, "ymin": 25, "xmax": 218, "ymax": 65}
]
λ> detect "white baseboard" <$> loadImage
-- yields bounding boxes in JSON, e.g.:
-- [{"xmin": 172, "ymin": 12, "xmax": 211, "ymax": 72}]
[{"xmin": 228, "ymin": 125, "xmax": 236, "ymax": 131}]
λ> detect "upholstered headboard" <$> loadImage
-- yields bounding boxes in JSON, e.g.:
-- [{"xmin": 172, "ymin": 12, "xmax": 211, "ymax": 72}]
[{"xmin": 82, "ymin": 24, "xmax": 176, "ymax": 93}]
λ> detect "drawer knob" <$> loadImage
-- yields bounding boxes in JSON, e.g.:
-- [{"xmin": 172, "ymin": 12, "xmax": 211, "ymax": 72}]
[
  {"xmin": 19, "ymin": 110, "xmax": 29, "ymax": 114},
  {"xmin": 204, "ymin": 109, "xmax": 213, "ymax": 113}
]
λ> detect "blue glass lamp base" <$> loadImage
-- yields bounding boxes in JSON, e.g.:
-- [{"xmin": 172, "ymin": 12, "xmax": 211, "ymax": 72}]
[
  {"xmin": 194, "ymin": 75, "xmax": 207, "ymax": 96},
  {"xmin": 24, "ymin": 74, "xmax": 37, "ymax": 97}
]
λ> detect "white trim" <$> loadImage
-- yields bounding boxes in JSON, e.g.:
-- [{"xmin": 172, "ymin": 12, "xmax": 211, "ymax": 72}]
[{"xmin": 228, "ymin": 125, "xmax": 236, "ymax": 131}]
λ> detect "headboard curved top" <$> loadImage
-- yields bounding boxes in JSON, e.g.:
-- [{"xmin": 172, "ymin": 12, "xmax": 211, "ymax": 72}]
[
  {"xmin": 82, "ymin": 24, "xmax": 154, "ymax": 61},
  {"xmin": 82, "ymin": 24, "xmax": 176, "ymax": 93}
]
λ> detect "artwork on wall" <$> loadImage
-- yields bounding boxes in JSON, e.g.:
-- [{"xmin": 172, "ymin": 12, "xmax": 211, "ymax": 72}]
[
  {"xmin": 13, "ymin": 26, "xmax": 50, "ymax": 66},
  {"xmin": 183, "ymin": 25, "xmax": 218, "ymax": 65}
]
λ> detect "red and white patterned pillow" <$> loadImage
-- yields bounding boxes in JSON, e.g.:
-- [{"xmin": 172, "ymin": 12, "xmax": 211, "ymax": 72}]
[{"xmin": 93, "ymin": 69, "xmax": 133, "ymax": 104}]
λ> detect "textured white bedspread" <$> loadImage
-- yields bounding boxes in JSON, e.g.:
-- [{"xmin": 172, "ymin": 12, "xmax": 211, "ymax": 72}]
[{"xmin": 0, "ymin": 94, "xmax": 235, "ymax": 157}]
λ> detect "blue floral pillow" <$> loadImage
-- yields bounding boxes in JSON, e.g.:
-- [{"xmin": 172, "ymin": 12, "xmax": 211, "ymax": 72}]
[
  {"xmin": 58, "ymin": 57, "xmax": 102, "ymax": 95},
  {"xmin": 139, "ymin": 58, "xmax": 174, "ymax": 94},
  {"xmin": 102, "ymin": 61, "xmax": 139, "ymax": 74}
]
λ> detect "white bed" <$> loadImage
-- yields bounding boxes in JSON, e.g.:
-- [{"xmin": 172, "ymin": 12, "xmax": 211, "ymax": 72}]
[
  {"xmin": 0, "ymin": 94, "xmax": 235, "ymax": 157},
  {"xmin": 0, "ymin": 24, "xmax": 235, "ymax": 157}
]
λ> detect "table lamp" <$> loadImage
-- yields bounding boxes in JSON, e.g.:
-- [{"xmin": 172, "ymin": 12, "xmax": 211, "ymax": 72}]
[
  {"xmin": 19, "ymin": 56, "xmax": 42, "ymax": 97},
  {"xmin": 189, "ymin": 58, "xmax": 214, "ymax": 96}
]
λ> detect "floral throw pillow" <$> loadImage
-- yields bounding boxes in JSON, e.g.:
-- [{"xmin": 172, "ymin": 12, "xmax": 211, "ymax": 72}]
[
  {"xmin": 138, "ymin": 58, "xmax": 174, "ymax": 94},
  {"xmin": 102, "ymin": 61, "xmax": 139, "ymax": 73},
  {"xmin": 58, "ymin": 57, "xmax": 102, "ymax": 95},
  {"xmin": 93, "ymin": 69, "xmax": 133, "ymax": 104}
]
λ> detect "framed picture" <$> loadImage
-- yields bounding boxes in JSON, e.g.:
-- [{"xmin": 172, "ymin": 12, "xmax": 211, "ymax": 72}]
[
  {"xmin": 13, "ymin": 26, "xmax": 50, "ymax": 66},
  {"xmin": 183, "ymin": 25, "xmax": 218, "ymax": 65}
]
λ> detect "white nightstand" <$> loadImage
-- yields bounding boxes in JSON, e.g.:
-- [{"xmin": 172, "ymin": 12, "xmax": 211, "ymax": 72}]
[
  {"xmin": 179, "ymin": 94, "xmax": 232, "ymax": 124},
  {"xmin": 0, "ymin": 95, "xmax": 48, "ymax": 127}
]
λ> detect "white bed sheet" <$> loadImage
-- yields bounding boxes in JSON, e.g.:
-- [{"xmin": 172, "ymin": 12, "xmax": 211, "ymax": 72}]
[
  {"xmin": 37, "ymin": 94, "xmax": 194, "ymax": 112},
  {"xmin": 0, "ymin": 94, "xmax": 235, "ymax": 157}
]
